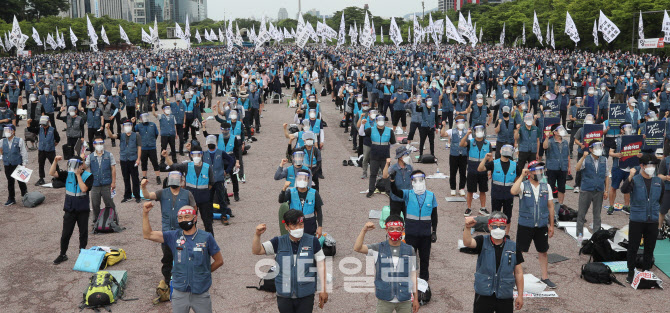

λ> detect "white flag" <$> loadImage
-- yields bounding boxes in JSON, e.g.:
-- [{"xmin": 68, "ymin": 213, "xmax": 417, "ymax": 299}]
[
  {"xmin": 380, "ymin": 26, "xmax": 384, "ymax": 44},
  {"xmin": 349, "ymin": 21, "xmax": 358, "ymax": 46},
  {"xmin": 390, "ymin": 16, "xmax": 404, "ymax": 46},
  {"xmin": 174, "ymin": 23, "xmax": 184, "ymax": 40},
  {"xmin": 593, "ymin": 19, "xmax": 599, "ymax": 46},
  {"xmin": 226, "ymin": 20, "xmax": 234, "ymax": 52},
  {"xmin": 295, "ymin": 21, "xmax": 311, "ymax": 48},
  {"xmin": 545, "ymin": 22, "xmax": 550, "ymax": 46},
  {"xmin": 550, "ymin": 25, "xmax": 555, "ymax": 49},
  {"xmin": 10, "ymin": 15, "xmax": 28, "ymax": 52},
  {"xmin": 638, "ymin": 11, "xmax": 644, "ymax": 40},
  {"xmin": 236, "ymin": 23, "xmax": 243, "ymax": 45},
  {"xmin": 361, "ymin": 11, "xmax": 372, "ymax": 48},
  {"xmin": 663, "ymin": 10, "xmax": 670, "ymax": 43},
  {"xmin": 183, "ymin": 15, "xmax": 190, "ymax": 43},
  {"xmin": 141, "ymin": 28, "xmax": 152, "ymax": 44},
  {"xmin": 457, "ymin": 12, "xmax": 468, "ymax": 36},
  {"xmin": 46, "ymin": 33, "xmax": 57, "ymax": 49},
  {"xmin": 32, "ymin": 27, "xmax": 42, "ymax": 46},
  {"xmin": 3, "ymin": 32, "xmax": 11, "ymax": 51},
  {"xmin": 55, "ymin": 28, "xmax": 61, "ymax": 48},
  {"xmin": 100, "ymin": 26, "xmax": 109, "ymax": 45},
  {"xmin": 0, "ymin": 35, "xmax": 4, "ymax": 52},
  {"xmin": 119, "ymin": 25, "xmax": 131, "ymax": 45},
  {"xmin": 413, "ymin": 14, "xmax": 422, "ymax": 48},
  {"xmin": 59, "ymin": 30, "xmax": 65, "ymax": 48},
  {"xmin": 86, "ymin": 15, "xmax": 98, "ymax": 43},
  {"xmin": 195, "ymin": 29, "xmax": 201, "ymax": 43},
  {"xmin": 522, "ymin": 22, "xmax": 526, "ymax": 45},
  {"xmin": 444, "ymin": 15, "xmax": 464, "ymax": 44},
  {"xmin": 598, "ymin": 10, "xmax": 620, "ymax": 43},
  {"xmin": 297, "ymin": 14, "xmax": 306, "ymax": 34},
  {"xmin": 152, "ymin": 18, "xmax": 161, "ymax": 46},
  {"xmin": 500, "ymin": 23, "xmax": 505, "ymax": 45},
  {"xmin": 69, "ymin": 27, "xmax": 78, "ymax": 47},
  {"xmin": 337, "ymin": 13, "xmax": 346, "ymax": 48},
  {"xmin": 533, "ymin": 11, "xmax": 543, "ymax": 45},
  {"xmin": 565, "ymin": 11, "xmax": 580, "ymax": 44},
  {"xmin": 479, "ymin": 28, "xmax": 483, "ymax": 43}
]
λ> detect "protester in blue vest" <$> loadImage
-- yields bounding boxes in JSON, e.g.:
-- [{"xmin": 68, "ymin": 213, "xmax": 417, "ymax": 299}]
[
  {"xmin": 106, "ymin": 119, "xmax": 142, "ymax": 203},
  {"xmin": 621, "ymin": 154, "xmax": 664, "ymax": 284},
  {"xmin": 3, "ymin": 81, "xmax": 22, "ymax": 126},
  {"xmin": 510, "ymin": 160, "xmax": 557, "ymax": 289},
  {"xmin": 463, "ymin": 212, "xmax": 525, "ymax": 313},
  {"xmin": 278, "ymin": 170, "xmax": 324, "ymax": 237},
  {"xmin": 252, "ymin": 210, "xmax": 329, "ymax": 312},
  {"xmin": 543, "ymin": 124, "xmax": 570, "ymax": 211},
  {"xmin": 607, "ymin": 123, "xmax": 635, "ymax": 215},
  {"xmin": 469, "ymin": 94, "xmax": 491, "ymax": 127},
  {"xmin": 440, "ymin": 116, "xmax": 469, "ymax": 197},
  {"xmin": 478, "ymin": 146, "xmax": 517, "ymax": 235},
  {"xmin": 390, "ymin": 87, "xmax": 410, "ymax": 135},
  {"xmin": 575, "ymin": 141, "xmax": 610, "ymax": 245},
  {"xmin": 39, "ymin": 86, "xmax": 57, "ymax": 127},
  {"xmin": 204, "ymin": 122, "xmax": 243, "ymax": 198},
  {"xmin": 1, "ymin": 125, "xmax": 28, "ymax": 206},
  {"xmin": 201, "ymin": 135, "xmax": 236, "ymax": 225},
  {"xmin": 0, "ymin": 102, "xmax": 16, "ymax": 128},
  {"xmin": 298, "ymin": 132, "xmax": 323, "ymax": 191},
  {"xmin": 380, "ymin": 79, "xmax": 395, "ymax": 119},
  {"xmin": 275, "ymin": 151, "xmax": 312, "ymax": 188},
  {"xmin": 163, "ymin": 147, "xmax": 216, "ymax": 236},
  {"xmin": 248, "ymin": 83, "xmax": 263, "ymax": 133},
  {"xmin": 35, "ymin": 116, "xmax": 60, "ymax": 186},
  {"xmin": 85, "ymin": 99, "xmax": 104, "ymax": 152},
  {"xmin": 50, "ymin": 156, "xmax": 94, "ymax": 265},
  {"xmin": 141, "ymin": 171, "xmax": 197, "ymax": 299},
  {"xmin": 515, "ymin": 113, "xmax": 540, "ymax": 176},
  {"xmin": 440, "ymin": 86, "xmax": 455, "ymax": 128},
  {"xmin": 85, "ymin": 136, "xmax": 117, "ymax": 224},
  {"xmin": 183, "ymin": 91, "xmax": 203, "ymax": 141},
  {"xmin": 415, "ymin": 96, "xmax": 437, "ymax": 159},
  {"xmin": 153, "ymin": 103, "xmax": 177, "ymax": 163},
  {"xmin": 353, "ymin": 217, "xmax": 420, "ymax": 313},
  {"xmin": 365, "ymin": 115, "xmax": 396, "ymax": 198},
  {"xmin": 460, "ymin": 124, "xmax": 491, "ymax": 217},
  {"xmin": 142, "ymin": 203, "xmax": 223, "ymax": 312},
  {"xmin": 494, "ymin": 106, "xmax": 517, "ymax": 159},
  {"xmin": 389, "ymin": 169, "xmax": 438, "ymax": 281},
  {"xmin": 122, "ymin": 82, "xmax": 139, "ymax": 120},
  {"xmin": 133, "ymin": 112, "xmax": 161, "ymax": 185},
  {"xmin": 382, "ymin": 146, "xmax": 414, "ymax": 218},
  {"xmin": 304, "ymin": 108, "xmax": 325, "ymax": 149}
]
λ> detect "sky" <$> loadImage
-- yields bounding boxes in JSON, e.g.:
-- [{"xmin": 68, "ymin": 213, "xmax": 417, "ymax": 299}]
[{"xmin": 208, "ymin": 0, "xmax": 432, "ymax": 21}]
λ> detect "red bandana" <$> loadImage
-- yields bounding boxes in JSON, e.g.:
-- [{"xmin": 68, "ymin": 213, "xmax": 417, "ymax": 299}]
[
  {"xmin": 488, "ymin": 218, "xmax": 508, "ymax": 225},
  {"xmin": 386, "ymin": 221, "xmax": 404, "ymax": 228},
  {"xmin": 177, "ymin": 208, "xmax": 195, "ymax": 216}
]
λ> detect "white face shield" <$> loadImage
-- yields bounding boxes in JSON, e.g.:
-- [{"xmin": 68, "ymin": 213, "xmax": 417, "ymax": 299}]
[
  {"xmin": 292, "ymin": 151, "xmax": 305, "ymax": 166},
  {"xmin": 67, "ymin": 159, "xmax": 83, "ymax": 172},
  {"xmin": 140, "ymin": 113, "xmax": 149, "ymax": 123},
  {"xmin": 411, "ymin": 173, "xmax": 426, "ymax": 195},
  {"xmin": 474, "ymin": 125, "xmax": 485, "ymax": 138},
  {"xmin": 295, "ymin": 172, "xmax": 310, "ymax": 188},
  {"xmin": 591, "ymin": 142, "xmax": 604, "ymax": 156},
  {"xmin": 376, "ymin": 115, "xmax": 386, "ymax": 127},
  {"xmin": 167, "ymin": 171, "xmax": 183, "ymax": 187},
  {"xmin": 500, "ymin": 145, "xmax": 514, "ymax": 158}
]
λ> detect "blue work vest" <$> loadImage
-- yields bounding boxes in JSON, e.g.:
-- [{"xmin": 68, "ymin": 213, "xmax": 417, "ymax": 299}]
[
  {"xmin": 309, "ymin": 119, "xmax": 322, "ymax": 136},
  {"xmin": 374, "ymin": 241, "xmax": 413, "ymax": 302},
  {"xmin": 518, "ymin": 181, "xmax": 550, "ymax": 228},
  {"xmin": 135, "ymin": 122, "xmax": 158, "ymax": 150},
  {"xmin": 217, "ymin": 135, "xmax": 235, "ymax": 155},
  {"xmin": 89, "ymin": 151, "xmax": 113, "ymax": 186},
  {"xmin": 471, "ymin": 105, "xmax": 488, "ymax": 126},
  {"xmin": 518, "ymin": 126, "xmax": 539, "ymax": 153},
  {"xmin": 119, "ymin": 132, "xmax": 139, "ymax": 162},
  {"xmin": 38, "ymin": 127, "xmax": 56, "ymax": 152},
  {"xmin": 39, "ymin": 95, "xmax": 55, "ymax": 113},
  {"xmin": 238, "ymin": 98, "xmax": 250, "ymax": 110},
  {"xmin": 160, "ymin": 188, "xmax": 191, "ymax": 231},
  {"xmin": 491, "ymin": 159, "xmax": 516, "ymax": 199},
  {"xmin": 468, "ymin": 139, "xmax": 490, "ymax": 172},
  {"xmin": 581, "ymin": 156, "xmax": 607, "ymax": 192},
  {"xmin": 450, "ymin": 130, "xmax": 468, "ymax": 156},
  {"xmin": 2, "ymin": 137, "xmax": 22, "ymax": 166},
  {"xmin": 629, "ymin": 174, "xmax": 662, "ymax": 223},
  {"xmin": 275, "ymin": 234, "xmax": 317, "ymax": 298},
  {"xmin": 474, "ymin": 236, "xmax": 517, "ymax": 299},
  {"xmin": 64, "ymin": 171, "xmax": 92, "ymax": 212},
  {"xmin": 171, "ymin": 102, "xmax": 185, "ymax": 124},
  {"xmin": 185, "ymin": 162, "xmax": 210, "ymax": 203},
  {"xmin": 203, "ymin": 149, "xmax": 226, "ymax": 183},
  {"xmin": 497, "ymin": 120, "xmax": 515, "ymax": 144},
  {"xmin": 159, "ymin": 114, "xmax": 176, "ymax": 136},
  {"xmin": 371, "ymin": 127, "xmax": 392, "ymax": 145},
  {"xmin": 546, "ymin": 137, "xmax": 569, "ymax": 171},
  {"xmin": 171, "ymin": 230, "xmax": 213, "ymax": 294},
  {"xmin": 230, "ymin": 120, "xmax": 243, "ymax": 138},
  {"xmin": 289, "ymin": 188, "xmax": 316, "ymax": 219},
  {"xmin": 86, "ymin": 109, "xmax": 102, "ymax": 129},
  {"xmin": 123, "ymin": 90, "xmax": 137, "ymax": 107},
  {"xmin": 405, "ymin": 190, "xmax": 434, "ymax": 237}
]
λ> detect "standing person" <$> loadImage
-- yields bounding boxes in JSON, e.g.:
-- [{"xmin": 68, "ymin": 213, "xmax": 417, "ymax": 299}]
[
  {"xmin": 50, "ymin": 156, "xmax": 94, "ymax": 265},
  {"xmin": 274, "ymin": 152, "xmax": 311, "ymax": 187},
  {"xmin": 141, "ymin": 171, "xmax": 197, "ymax": 296},
  {"xmin": 85, "ymin": 99, "xmax": 104, "ymax": 151},
  {"xmin": 406, "ymin": 95, "xmax": 423, "ymax": 143},
  {"xmin": 57, "ymin": 105, "xmax": 86, "ymax": 159},
  {"xmin": 106, "ymin": 120, "xmax": 141, "ymax": 203},
  {"xmin": 388, "ymin": 169, "xmax": 438, "ymax": 281},
  {"xmin": 608, "ymin": 123, "xmax": 634, "ymax": 215},
  {"xmin": 391, "ymin": 87, "xmax": 409, "ymax": 134},
  {"xmin": 515, "ymin": 113, "xmax": 540, "ymax": 176},
  {"xmin": 543, "ymin": 125, "xmax": 570, "ymax": 210},
  {"xmin": 494, "ymin": 106, "xmax": 516, "ymax": 159},
  {"xmin": 153, "ymin": 103, "xmax": 177, "ymax": 164},
  {"xmin": 35, "ymin": 116, "xmax": 60, "ymax": 186},
  {"xmin": 353, "ymin": 218, "xmax": 420, "ymax": 313},
  {"xmin": 301, "ymin": 132, "xmax": 323, "ymax": 191},
  {"xmin": 0, "ymin": 102, "xmax": 16, "ymax": 128},
  {"xmin": 416, "ymin": 96, "xmax": 437, "ymax": 159},
  {"xmin": 207, "ymin": 122, "xmax": 243, "ymax": 201},
  {"xmin": 575, "ymin": 141, "xmax": 609, "ymax": 244},
  {"xmin": 460, "ymin": 124, "xmax": 491, "ymax": 216},
  {"xmin": 1, "ymin": 125, "xmax": 28, "ymax": 206},
  {"xmin": 621, "ymin": 155, "xmax": 664, "ymax": 284},
  {"xmin": 252, "ymin": 210, "xmax": 329, "ymax": 313},
  {"xmin": 202, "ymin": 135, "xmax": 236, "ymax": 225},
  {"xmin": 172, "ymin": 93, "xmax": 187, "ymax": 155},
  {"xmin": 365, "ymin": 115, "xmax": 396, "ymax": 197},
  {"xmin": 463, "ymin": 212, "xmax": 524, "ymax": 313},
  {"xmin": 382, "ymin": 147, "xmax": 413, "ymax": 217},
  {"xmin": 3, "ymin": 81, "xmax": 22, "ymax": 126},
  {"xmin": 478, "ymin": 146, "xmax": 516, "ymax": 235},
  {"xmin": 85, "ymin": 136, "xmax": 116, "ymax": 224},
  {"xmin": 441, "ymin": 117, "xmax": 468, "ymax": 196},
  {"xmin": 278, "ymin": 170, "xmax": 324, "ymax": 237},
  {"xmin": 134, "ymin": 113, "xmax": 161, "ymax": 184},
  {"xmin": 39, "ymin": 85, "xmax": 57, "ymax": 128},
  {"xmin": 122, "ymin": 82, "xmax": 138, "ymax": 121},
  {"xmin": 510, "ymin": 161, "xmax": 557, "ymax": 288},
  {"xmin": 248, "ymin": 83, "xmax": 262, "ymax": 133},
  {"xmin": 142, "ymin": 203, "xmax": 223, "ymax": 313}
]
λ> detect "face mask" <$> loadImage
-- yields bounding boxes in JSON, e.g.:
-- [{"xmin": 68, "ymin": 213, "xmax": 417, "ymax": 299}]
[
  {"xmin": 192, "ymin": 156, "xmax": 202, "ymax": 164},
  {"xmin": 426, "ymin": 102, "xmax": 433, "ymax": 108},
  {"xmin": 402, "ymin": 155, "xmax": 410, "ymax": 164},
  {"xmin": 645, "ymin": 167, "xmax": 656, "ymax": 176},
  {"xmin": 502, "ymin": 112, "xmax": 509, "ymax": 118},
  {"xmin": 178, "ymin": 219, "xmax": 196, "ymax": 231},
  {"xmin": 593, "ymin": 148, "xmax": 603, "ymax": 156},
  {"xmin": 95, "ymin": 145, "xmax": 104, "ymax": 152},
  {"xmin": 289, "ymin": 228, "xmax": 304, "ymax": 238},
  {"xmin": 490, "ymin": 228, "xmax": 506, "ymax": 239},
  {"xmin": 413, "ymin": 181, "xmax": 426, "ymax": 195},
  {"xmin": 559, "ymin": 130, "xmax": 567, "ymax": 137},
  {"xmin": 377, "ymin": 120, "xmax": 385, "ymax": 127},
  {"xmin": 457, "ymin": 123, "xmax": 465, "ymax": 130},
  {"xmin": 3, "ymin": 131, "xmax": 11, "ymax": 138},
  {"xmin": 475, "ymin": 131, "xmax": 485, "ymax": 138},
  {"xmin": 207, "ymin": 144, "xmax": 217, "ymax": 150},
  {"xmin": 525, "ymin": 120, "xmax": 532, "ymax": 126},
  {"xmin": 584, "ymin": 120, "xmax": 593, "ymax": 125},
  {"xmin": 164, "ymin": 109, "xmax": 171, "ymax": 115},
  {"xmin": 69, "ymin": 111, "xmax": 76, "ymax": 117},
  {"xmin": 387, "ymin": 230, "xmax": 403, "ymax": 241},
  {"xmin": 503, "ymin": 94, "xmax": 509, "ymax": 99},
  {"xmin": 124, "ymin": 125, "xmax": 132, "ymax": 134},
  {"xmin": 309, "ymin": 112, "xmax": 316, "ymax": 119},
  {"xmin": 305, "ymin": 139, "xmax": 314, "ymax": 146}
]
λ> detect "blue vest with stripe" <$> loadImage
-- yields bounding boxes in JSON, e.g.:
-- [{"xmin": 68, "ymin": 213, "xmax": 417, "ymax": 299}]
[
  {"xmin": 286, "ymin": 165, "xmax": 310, "ymax": 187},
  {"xmin": 289, "ymin": 188, "xmax": 316, "ymax": 218},
  {"xmin": 185, "ymin": 162, "xmax": 210, "ymax": 203},
  {"xmin": 405, "ymin": 190, "xmax": 434, "ymax": 237},
  {"xmin": 468, "ymin": 139, "xmax": 490, "ymax": 172},
  {"xmin": 218, "ymin": 135, "xmax": 235, "ymax": 154},
  {"xmin": 64, "ymin": 171, "xmax": 92, "ymax": 212},
  {"xmin": 491, "ymin": 159, "xmax": 516, "ymax": 199}
]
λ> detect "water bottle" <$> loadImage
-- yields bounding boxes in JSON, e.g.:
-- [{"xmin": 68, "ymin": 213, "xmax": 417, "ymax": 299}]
[{"xmin": 436, "ymin": 168, "xmax": 440, "ymax": 174}]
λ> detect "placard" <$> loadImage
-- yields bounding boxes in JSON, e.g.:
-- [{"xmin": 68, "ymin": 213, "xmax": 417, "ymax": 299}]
[
  {"xmin": 643, "ymin": 121, "xmax": 665, "ymax": 150},
  {"xmin": 582, "ymin": 124, "xmax": 604, "ymax": 147},
  {"xmin": 619, "ymin": 135, "xmax": 642, "ymax": 169},
  {"xmin": 574, "ymin": 107, "xmax": 589, "ymax": 127},
  {"xmin": 608, "ymin": 103, "xmax": 627, "ymax": 129}
]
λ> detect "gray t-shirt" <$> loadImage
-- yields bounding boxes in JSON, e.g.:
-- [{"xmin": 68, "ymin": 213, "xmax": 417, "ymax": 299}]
[{"xmin": 154, "ymin": 189, "xmax": 197, "ymax": 207}]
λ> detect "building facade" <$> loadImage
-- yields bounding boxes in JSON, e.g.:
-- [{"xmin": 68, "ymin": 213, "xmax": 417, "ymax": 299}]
[{"xmin": 278, "ymin": 8, "xmax": 288, "ymax": 20}]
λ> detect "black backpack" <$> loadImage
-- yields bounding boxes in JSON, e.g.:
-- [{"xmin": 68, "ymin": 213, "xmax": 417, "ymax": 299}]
[
  {"xmin": 581, "ymin": 262, "xmax": 624, "ymax": 286},
  {"xmin": 579, "ymin": 229, "xmax": 625, "ymax": 262},
  {"xmin": 247, "ymin": 267, "xmax": 277, "ymax": 292},
  {"xmin": 558, "ymin": 205, "xmax": 578, "ymax": 221},
  {"xmin": 94, "ymin": 207, "xmax": 125, "ymax": 234}
]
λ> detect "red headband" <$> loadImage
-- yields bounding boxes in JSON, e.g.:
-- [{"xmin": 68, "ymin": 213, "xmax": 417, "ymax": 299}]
[
  {"xmin": 177, "ymin": 208, "xmax": 195, "ymax": 216},
  {"xmin": 488, "ymin": 218, "xmax": 507, "ymax": 225},
  {"xmin": 386, "ymin": 221, "xmax": 404, "ymax": 228}
]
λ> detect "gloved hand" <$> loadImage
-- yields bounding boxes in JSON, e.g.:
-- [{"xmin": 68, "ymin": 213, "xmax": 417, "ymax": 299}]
[{"xmin": 431, "ymin": 231, "xmax": 437, "ymax": 243}]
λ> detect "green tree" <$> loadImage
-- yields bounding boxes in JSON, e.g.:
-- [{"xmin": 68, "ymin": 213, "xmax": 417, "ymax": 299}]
[
  {"xmin": 26, "ymin": 0, "xmax": 70, "ymax": 21},
  {"xmin": 0, "ymin": 0, "xmax": 26, "ymax": 22}
]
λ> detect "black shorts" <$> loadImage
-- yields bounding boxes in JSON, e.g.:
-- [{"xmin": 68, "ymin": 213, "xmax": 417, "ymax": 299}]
[
  {"xmin": 516, "ymin": 225, "xmax": 549, "ymax": 253},
  {"xmin": 467, "ymin": 171, "xmax": 489, "ymax": 193}
]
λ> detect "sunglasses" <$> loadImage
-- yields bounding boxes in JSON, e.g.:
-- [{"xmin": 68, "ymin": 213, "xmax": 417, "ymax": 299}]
[{"xmin": 490, "ymin": 225, "xmax": 507, "ymax": 230}]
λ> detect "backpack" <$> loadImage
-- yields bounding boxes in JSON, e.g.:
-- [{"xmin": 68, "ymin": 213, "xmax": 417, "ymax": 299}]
[
  {"xmin": 417, "ymin": 154, "xmax": 436, "ymax": 164},
  {"xmin": 246, "ymin": 267, "xmax": 277, "ymax": 292},
  {"xmin": 375, "ymin": 177, "xmax": 389, "ymax": 193},
  {"xmin": 322, "ymin": 234, "xmax": 337, "ymax": 257},
  {"xmin": 22, "ymin": 191, "xmax": 45, "ymax": 207},
  {"xmin": 91, "ymin": 246, "xmax": 127, "ymax": 269},
  {"xmin": 579, "ymin": 229, "xmax": 625, "ymax": 262},
  {"xmin": 82, "ymin": 271, "xmax": 119, "ymax": 308},
  {"xmin": 94, "ymin": 207, "xmax": 124, "ymax": 234},
  {"xmin": 558, "ymin": 205, "xmax": 578, "ymax": 221},
  {"xmin": 580, "ymin": 263, "xmax": 624, "ymax": 286},
  {"xmin": 473, "ymin": 216, "xmax": 490, "ymax": 233}
]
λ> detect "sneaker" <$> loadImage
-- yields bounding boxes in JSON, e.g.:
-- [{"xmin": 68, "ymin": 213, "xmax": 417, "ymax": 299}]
[
  {"xmin": 658, "ymin": 229, "xmax": 666, "ymax": 241},
  {"xmin": 349, "ymin": 136, "xmax": 353, "ymax": 141},
  {"xmin": 234, "ymin": 193, "xmax": 240, "ymax": 202},
  {"xmin": 606, "ymin": 206, "xmax": 614, "ymax": 215},
  {"xmin": 4, "ymin": 199, "xmax": 16, "ymax": 206},
  {"xmin": 622, "ymin": 206, "xmax": 631, "ymax": 215},
  {"xmin": 53, "ymin": 254, "xmax": 68, "ymax": 265},
  {"xmin": 35, "ymin": 179, "xmax": 45, "ymax": 186},
  {"xmin": 450, "ymin": 190, "xmax": 456, "ymax": 196},
  {"xmin": 221, "ymin": 218, "xmax": 230, "ymax": 226},
  {"xmin": 156, "ymin": 176, "xmax": 161, "ymax": 185},
  {"xmin": 626, "ymin": 272, "xmax": 634, "ymax": 284},
  {"xmin": 464, "ymin": 208, "xmax": 472, "ymax": 216},
  {"xmin": 135, "ymin": 198, "xmax": 141, "ymax": 203},
  {"xmin": 459, "ymin": 189, "xmax": 466, "ymax": 196},
  {"xmin": 366, "ymin": 191, "xmax": 374, "ymax": 198},
  {"xmin": 121, "ymin": 198, "xmax": 132, "ymax": 203},
  {"xmin": 540, "ymin": 279, "xmax": 557, "ymax": 289},
  {"xmin": 573, "ymin": 186, "xmax": 580, "ymax": 193},
  {"xmin": 566, "ymin": 174, "xmax": 573, "ymax": 181},
  {"xmin": 479, "ymin": 208, "xmax": 490, "ymax": 216}
]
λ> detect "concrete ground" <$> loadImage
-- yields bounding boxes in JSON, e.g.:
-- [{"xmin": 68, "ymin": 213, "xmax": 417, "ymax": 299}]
[{"xmin": 0, "ymin": 83, "xmax": 668, "ymax": 313}]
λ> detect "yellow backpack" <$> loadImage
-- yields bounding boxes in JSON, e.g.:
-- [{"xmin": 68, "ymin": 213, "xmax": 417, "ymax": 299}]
[
  {"xmin": 92, "ymin": 246, "xmax": 127, "ymax": 269},
  {"xmin": 83, "ymin": 271, "xmax": 118, "ymax": 307}
]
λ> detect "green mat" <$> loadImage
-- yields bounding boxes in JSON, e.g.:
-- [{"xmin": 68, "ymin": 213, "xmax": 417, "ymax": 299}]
[
  {"xmin": 653, "ymin": 239, "xmax": 670, "ymax": 278},
  {"xmin": 203, "ymin": 108, "xmax": 213, "ymax": 113}
]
